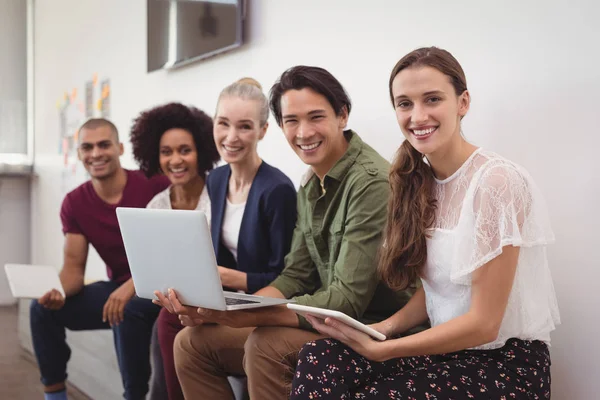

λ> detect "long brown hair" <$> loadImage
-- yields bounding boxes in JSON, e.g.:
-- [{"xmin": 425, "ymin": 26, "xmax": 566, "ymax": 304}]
[{"xmin": 378, "ymin": 47, "xmax": 468, "ymax": 290}]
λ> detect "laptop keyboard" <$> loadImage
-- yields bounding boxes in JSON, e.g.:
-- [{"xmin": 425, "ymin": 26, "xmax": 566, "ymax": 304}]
[{"xmin": 225, "ymin": 297, "xmax": 260, "ymax": 306}]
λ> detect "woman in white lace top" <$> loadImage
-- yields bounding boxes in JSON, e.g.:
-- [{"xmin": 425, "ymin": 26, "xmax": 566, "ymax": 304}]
[{"xmin": 290, "ymin": 47, "xmax": 560, "ymax": 399}]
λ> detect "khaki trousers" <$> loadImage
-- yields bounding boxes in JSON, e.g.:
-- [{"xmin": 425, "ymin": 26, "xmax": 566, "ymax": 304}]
[{"xmin": 174, "ymin": 324, "xmax": 323, "ymax": 399}]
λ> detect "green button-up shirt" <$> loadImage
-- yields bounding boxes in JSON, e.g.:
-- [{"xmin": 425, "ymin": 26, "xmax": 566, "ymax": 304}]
[{"xmin": 271, "ymin": 130, "xmax": 415, "ymax": 330}]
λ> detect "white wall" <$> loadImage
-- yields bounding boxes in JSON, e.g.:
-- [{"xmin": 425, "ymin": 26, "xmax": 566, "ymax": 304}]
[
  {"xmin": 31, "ymin": 0, "xmax": 600, "ymax": 398},
  {"xmin": 0, "ymin": 0, "xmax": 30, "ymax": 305},
  {"xmin": 0, "ymin": 0, "xmax": 27, "ymax": 153},
  {"xmin": 0, "ymin": 177, "xmax": 31, "ymax": 304}
]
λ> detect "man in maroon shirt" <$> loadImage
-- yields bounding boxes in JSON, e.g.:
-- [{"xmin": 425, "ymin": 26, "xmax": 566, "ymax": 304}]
[{"xmin": 29, "ymin": 119, "xmax": 169, "ymax": 400}]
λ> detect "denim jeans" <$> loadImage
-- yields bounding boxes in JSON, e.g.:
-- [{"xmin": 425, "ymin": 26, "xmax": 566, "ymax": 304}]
[{"xmin": 29, "ymin": 281, "xmax": 160, "ymax": 400}]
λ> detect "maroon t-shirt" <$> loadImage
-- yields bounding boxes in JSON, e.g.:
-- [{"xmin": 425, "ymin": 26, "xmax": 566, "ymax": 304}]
[{"xmin": 60, "ymin": 169, "xmax": 170, "ymax": 283}]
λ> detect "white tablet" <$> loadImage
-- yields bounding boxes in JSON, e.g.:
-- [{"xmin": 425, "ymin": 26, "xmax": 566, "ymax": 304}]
[
  {"xmin": 287, "ymin": 303, "xmax": 387, "ymax": 341},
  {"xmin": 3, "ymin": 264, "xmax": 65, "ymax": 299}
]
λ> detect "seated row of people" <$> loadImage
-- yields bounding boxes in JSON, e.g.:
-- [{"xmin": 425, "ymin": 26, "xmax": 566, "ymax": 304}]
[{"xmin": 31, "ymin": 46, "xmax": 560, "ymax": 400}]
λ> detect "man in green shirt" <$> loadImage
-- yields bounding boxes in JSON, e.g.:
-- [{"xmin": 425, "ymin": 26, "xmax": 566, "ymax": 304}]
[{"xmin": 160, "ymin": 66, "xmax": 417, "ymax": 399}]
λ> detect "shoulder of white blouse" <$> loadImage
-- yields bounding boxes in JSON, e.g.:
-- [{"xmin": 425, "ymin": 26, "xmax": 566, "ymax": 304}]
[{"xmin": 147, "ymin": 186, "xmax": 172, "ymax": 209}]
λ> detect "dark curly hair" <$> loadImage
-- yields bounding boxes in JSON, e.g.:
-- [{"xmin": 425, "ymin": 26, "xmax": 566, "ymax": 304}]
[{"xmin": 130, "ymin": 102, "xmax": 220, "ymax": 178}]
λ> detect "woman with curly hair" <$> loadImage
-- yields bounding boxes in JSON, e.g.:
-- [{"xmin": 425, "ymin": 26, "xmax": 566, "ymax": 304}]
[
  {"xmin": 130, "ymin": 102, "xmax": 219, "ymax": 400},
  {"xmin": 148, "ymin": 78, "xmax": 298, "ymax": 400},
  {"xmin": 130, "ymin": 102, "xmax": 219, "ymax": 213}
]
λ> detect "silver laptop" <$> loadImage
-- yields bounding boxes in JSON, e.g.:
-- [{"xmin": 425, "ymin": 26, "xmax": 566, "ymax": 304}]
[{"xmin": 116, "ymin": 207, "xmax": 293, "ymax": 311}]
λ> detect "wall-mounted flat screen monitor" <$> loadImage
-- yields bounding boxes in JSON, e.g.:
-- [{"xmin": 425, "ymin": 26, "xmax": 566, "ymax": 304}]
[{"xmin": 147, "ymin": 0, "xmax": 245, "ymax": 72}]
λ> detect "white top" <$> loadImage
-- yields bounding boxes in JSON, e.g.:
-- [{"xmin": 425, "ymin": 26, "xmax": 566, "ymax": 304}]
[
  {"xmin": 221, "ymin": 199, "xmax": 246, "ymax": 261},
  {"xmin": 146, "ymin": 185, "xmax": 211, "ymax": 226},
  {"xmin": 422, "ymin": 148, "xmax": 560, "ymax": 350}
]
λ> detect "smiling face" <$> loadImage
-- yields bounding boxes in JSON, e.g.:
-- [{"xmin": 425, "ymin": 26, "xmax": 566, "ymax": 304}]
[
  {"xmin": 391, "ymin": 66, "xmax": 470, "ymax": 157},
  {"xmin": 213, "ymin": 96, "xmax": 265, "ymax": 165},
  {"xmin": 77, "ymin": 126, "xmax": 123, "ymax": 180},
  {"xmin": 158, "ymin": 128, "xmax": 200, "ymax": 186},
  {"xmin": 279, "ymin": 88, "xmax": 348, "ymax": 177}
]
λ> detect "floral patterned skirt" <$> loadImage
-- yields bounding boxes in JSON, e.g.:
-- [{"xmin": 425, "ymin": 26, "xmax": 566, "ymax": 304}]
[{"xmin": 291, "ymin": 338, "xmax": 551, "ymax": 399}]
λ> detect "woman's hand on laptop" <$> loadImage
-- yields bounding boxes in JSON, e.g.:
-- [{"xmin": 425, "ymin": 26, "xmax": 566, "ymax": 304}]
[
  {"xmin": 153, "ymin": 288, "xmax": 186, "ymax": 313},
  {"xmin": 153, "ymin": 288, "xmax": 205, "ymax": 327},
  {"xmin": 178, "ymin": 314, "xmax": 204, "ymax": 327}
]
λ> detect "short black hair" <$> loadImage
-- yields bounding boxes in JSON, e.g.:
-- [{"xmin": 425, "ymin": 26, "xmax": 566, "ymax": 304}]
[
  {"xmin": 130, "ymin": 102, "xmax": 220, "ymax": 178},
  {"xmin": 79, "ymin": 118, "xmax": 119, "ymax": 141},
  {"xmin": 269, "ymin": 66, "xmax": 352, "ymax": 126}
]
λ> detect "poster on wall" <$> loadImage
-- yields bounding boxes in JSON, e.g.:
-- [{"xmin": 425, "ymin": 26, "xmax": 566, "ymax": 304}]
[
  {"xmin": 100, "ymin": 79, "xmax": 111, "ymax": 118},
  {"xmin": 57, "ymin": 73, "xmax": 110, "ymax": 195},
  {"xmin": 85, "ymin": 80, "xmax": 94, "ymax": 118}
]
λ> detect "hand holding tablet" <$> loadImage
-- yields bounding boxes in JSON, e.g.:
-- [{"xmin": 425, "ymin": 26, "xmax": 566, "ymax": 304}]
[
  {"xmin": 287, "ymin": 303, "xmax": 387, "ymax": 341},
  {"xmin": 4, "ymin": 264, "xmax": 65, "ymax": 300}
]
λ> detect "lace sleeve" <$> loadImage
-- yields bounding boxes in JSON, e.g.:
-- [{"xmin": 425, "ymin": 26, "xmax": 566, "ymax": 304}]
[{"xmin": 450, "ymin": 160, "xmax": 554, "ymax": 285}]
